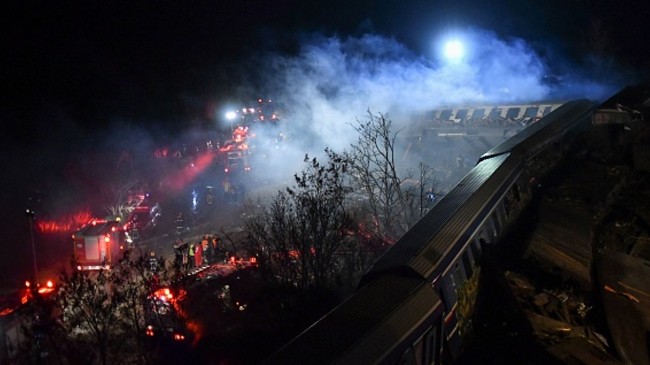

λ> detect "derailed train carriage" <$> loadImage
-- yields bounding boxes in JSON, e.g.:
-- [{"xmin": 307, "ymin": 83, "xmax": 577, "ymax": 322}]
[{"xmin": 264, "ymin": 99, "xmax": 597, "ymax": 365}]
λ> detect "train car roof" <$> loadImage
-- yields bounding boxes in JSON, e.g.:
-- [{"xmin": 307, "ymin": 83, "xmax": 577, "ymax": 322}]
[
  {"xmin": 479, "ymin": 99, "xmax": 596, "ymax": 162},
  {"xmin": 363, "ymin": 99, "xmax": 596, "ymax": 285},
  {"xmin": 264, "ymin": 274, "xmax": 441, "ymax": 365},
  {"xmin": 363, "ymin": 153, "xmax": 516, "ymax": 284}
]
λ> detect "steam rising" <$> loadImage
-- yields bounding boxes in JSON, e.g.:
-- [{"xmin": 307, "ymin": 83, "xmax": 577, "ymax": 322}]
[
  {"xmin": 253, "ymin": 30, "xmax": 551, "ymax": 153},
  {"xmin": 242, "ymin": 29, "xmax": 563, "ymax": 181}
]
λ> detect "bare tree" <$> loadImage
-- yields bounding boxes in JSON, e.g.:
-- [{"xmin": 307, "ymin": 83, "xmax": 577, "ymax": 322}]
[
  {"xmin": 244, "ymin": 149, "xmax": 359, "ymax": 291},
  {"xmin": 57, "ymin": 268, "xmax": 122, "ymax": 365},
  {"xmin": 52, "ymin": 253, "xmax": 171, "ymax": 365},
  {"xmin": 110, "ymin": 253, "xmax": 165, "ymax": 365},
  {"xmin": 399, "ymin": 161, "xmax": 438, "ymax": 227},
  {"xmin": 347, "ymin": 111, "xmax": 409, "ymax": 240},
  {"xmin": 99, "ymin": 178, "xmax": 141, "ymax": 219}
]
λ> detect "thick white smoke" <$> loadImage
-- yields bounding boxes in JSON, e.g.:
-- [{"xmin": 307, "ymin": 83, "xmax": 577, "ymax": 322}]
[
  {"xmin": 258, "ymin": 29, "xmax": 553, "ymax": 152},
  {"xmin": 241, "ymin": 28, "xmax": 557, "ymax": 184}
]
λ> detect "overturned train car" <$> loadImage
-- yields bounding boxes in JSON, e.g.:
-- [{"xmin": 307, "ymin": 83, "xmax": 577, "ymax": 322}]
[{"xmin": 264, "ymin": 99, "xmax": 597, "ymax": 365}]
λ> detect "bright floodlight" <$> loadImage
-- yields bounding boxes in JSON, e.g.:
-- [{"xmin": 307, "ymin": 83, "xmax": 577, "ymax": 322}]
[
  {"xmin": 225, "ymin": 111, "xmax": 237, "ymax": 120},
  {"xmin": 443, "ymin": 40, "xmax": 464, "ymax": 62}
]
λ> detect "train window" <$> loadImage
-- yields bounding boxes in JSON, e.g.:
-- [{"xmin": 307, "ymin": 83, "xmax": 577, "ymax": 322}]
[
  {"xmin": 524, "ymin": 107, "xmax": 539, "ymax": 118},
  {"xmin": 485, "ymin": 219, "xmax": 496, "ymax": 240},
  {"xmin": 439, "ymin": 109, "xmax": 453, "ymax": 120},
  {"xmin": 453, "ymin": 261, "xmax": 467, "ymax": 287},
  {"xmin": 488, "ymin": 108, "xmax": 502, "ymax": 120},
  {"xmin": 505, "ymin": 107, "xmax": 520, "ymax": 119},
  {"xmin": 472, "ymin": 236, "xmax": 482, "ymax": 262},
  {"xmin": 471, "ymin": 108, "xmax": 485, "ymax": 119},
  {"xmin": 497, "ymin": 202, "xmax": 507, "ymax": 222},
  {"xmin": 440, "ymin": 275, "xmax": 457, "ymax": 308},
  {"xmin": 414, "ymin": 335, "xmax": 425, "ymax": 365},
  {"xmin": 400, "ymin": 346, "xmax": 416, "ymax": 365},
  {"xmin": 423, "ymin": 327, "xmax": 437, "ymax": 365},
  {"xmin": 491, "ymin": 211, "xmax": 501, "ymax": 235},
  {"xmin": 512, "ymin": 183, "xmax": 521, "ymax": 201},
  {"xmin": 462, "ymin": 250, "xmax": 474, "ymax": 278},
  {"xmin": 455, "ymin": 109, "xmax": 468, "ymax": 120}
]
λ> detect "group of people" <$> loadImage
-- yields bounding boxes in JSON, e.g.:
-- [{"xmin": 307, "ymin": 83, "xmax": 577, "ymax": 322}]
[{"xmin": 173, "ymin": 234, "xmax": 221, "ymax": 271}]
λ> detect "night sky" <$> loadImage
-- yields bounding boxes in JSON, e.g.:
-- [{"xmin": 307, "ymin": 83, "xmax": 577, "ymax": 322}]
[{"xmin": 1, "ymin": 1, "xmax": 649, "ymax": 287}]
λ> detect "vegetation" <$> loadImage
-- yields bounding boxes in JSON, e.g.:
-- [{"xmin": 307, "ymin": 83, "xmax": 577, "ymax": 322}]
[
  {"xmin": 13, "ymin": 254, "xmax": 181, "ymax": 365},
  {"xmin": 243, "ymin": 148, "xmax": 368, "ymax": 294},
  {"xmin": 8, "ymin": 112, "xmax": 443, "ymax": 364},
  {"xmin": 347, "ymin": 111, "xmax": 436, "ymax": 240}
]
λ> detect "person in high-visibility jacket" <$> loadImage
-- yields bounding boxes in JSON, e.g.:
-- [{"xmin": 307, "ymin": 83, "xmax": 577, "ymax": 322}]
[{"xmin": 188, "ymin": 242, "xmax": 195, "ymax": 268}]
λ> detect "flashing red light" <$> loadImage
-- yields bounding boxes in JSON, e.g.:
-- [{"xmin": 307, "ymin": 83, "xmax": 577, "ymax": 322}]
[
  {"xmin": 173, "ymin": 333, "xmax": 185, "ymax": 341},
  {"xmin": 25, "ymin": 280, "xmax": 31, "ymax": 288},
  {"xmin": 153, "ymin": 288, "xmax": 173, "ymax": 302},
  {"xmin": 38, "ymin": 287, "xmax": 54, "ymax": 294},
  {"xmin": 46, "ymin": 280, "xmax": 53, "ymax": 288},
  {"xmin": 146, "ymin": 325, "xmax": 155, "ymax": 337}
]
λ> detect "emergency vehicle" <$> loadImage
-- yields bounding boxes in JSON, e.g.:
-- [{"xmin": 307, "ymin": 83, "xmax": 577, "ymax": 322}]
[
  {"xmin": 123, "ymin": 203, "xmax": 161, "ymax": 243},
  {"xmin": 219, "ymin": 98, "xmax": 285, "ymax": 172},
  {"xmin": 72, "ymin": 219, "xmax": 125, "ymax": 270},
  {"xmin": 219, "ymin": 126, "xmax": 252, "ymax": 173}
]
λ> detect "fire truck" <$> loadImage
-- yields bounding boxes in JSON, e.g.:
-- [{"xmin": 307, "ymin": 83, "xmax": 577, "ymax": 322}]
[
  {"xmin": 218, "ymin": 98, "xmax": 285, "ymax": 172},
  {"xmin": 72, "ymin": 219, "xmax": 125, "ymax": 270},
  {"xmin": 218, "ymin": 126, "xmax": 252, "ymax": 173}
]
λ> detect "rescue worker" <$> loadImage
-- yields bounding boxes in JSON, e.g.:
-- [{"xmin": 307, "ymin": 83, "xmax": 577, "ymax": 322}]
[
  {"xmin": 194, "ymin": 241, "xmax": 203, "ymax": 268},
  {"xmin": 207, "ymin": 235, "xmax": 217, "ymax": 263},
  {"xmin": 182, "ymin": 244, "xmax": 189, "ymax": 271},
  {"xmin": 188, "ymin": 242, "xmax": 195, "ymax": 268},
  {"xmin": 201, "ymin": 235, "xmax": 210, "ymax": 264},
  {"xmin": 173, "ymin": 239, "xmax": 183, "ymax": 269}
]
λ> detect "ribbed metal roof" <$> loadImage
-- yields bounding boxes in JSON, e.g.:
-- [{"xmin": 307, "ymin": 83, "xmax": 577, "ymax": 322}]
[
  {"xmin": 479, "ymin": 99, "xmax": 595, "ymax": 161},
  {"xmin": 367, "ymin": 153, "xmax": 513, "ymax": 281},
  {"xmin": 365, "ymin": 99, "xmax": 597, "ymax": 282},
  {"xmin": 264, "ymin": 274, "xmax": 439, "ymax": 365}
]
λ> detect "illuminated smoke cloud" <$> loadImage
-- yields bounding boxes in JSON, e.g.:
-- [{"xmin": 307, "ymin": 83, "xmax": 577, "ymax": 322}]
[
  {"xmin": 241, "ymin": 27, "xmax": 627, "ymax": 184},
  {"xmin": 254, "ymin": 29, "xmax": 555, "ymax": 154}
]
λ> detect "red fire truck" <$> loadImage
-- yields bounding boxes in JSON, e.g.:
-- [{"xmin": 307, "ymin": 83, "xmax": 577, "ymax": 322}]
[
  {"xmin": 219, "ymin": 126, "xmax": 252, "ymax": 173},
  {"xmin": 72, "ymin": 219, "xmax": 125, "ymax": 270}
]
